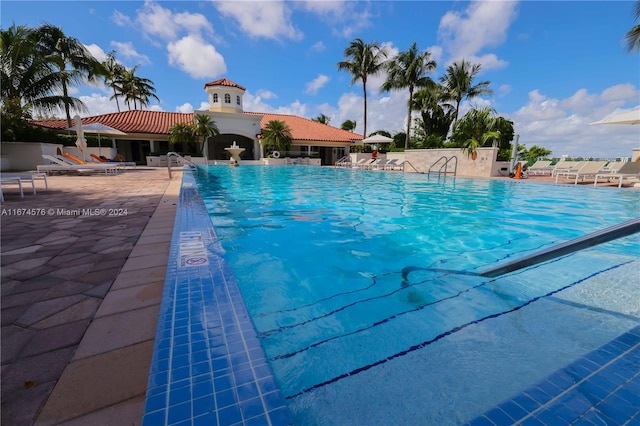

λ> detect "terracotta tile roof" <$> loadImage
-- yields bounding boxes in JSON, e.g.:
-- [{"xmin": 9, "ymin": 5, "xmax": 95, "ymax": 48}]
[
  {"xmin": 32, "ymin": 110, "xmax": 363, "ymax": 143},
  {"xmin": 204, "ymin": 78, "xmax": 246, "ymax": 91},
  {"xmin": 248, "ymin": 112, "xmax": 363, "ymax": 143},
  {"xmin": 33, "ymin": 110, "xmax": 193, "ymax": 135}
]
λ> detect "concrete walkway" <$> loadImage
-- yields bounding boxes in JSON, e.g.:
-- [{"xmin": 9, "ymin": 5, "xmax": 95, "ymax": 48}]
[{"xmin": 1, "ymin": 167, "xmax": 182, "ymax": 426}]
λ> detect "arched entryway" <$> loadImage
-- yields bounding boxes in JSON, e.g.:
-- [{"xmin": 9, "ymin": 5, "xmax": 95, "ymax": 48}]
[{"xmin": 207, "ymin": 134, "xmax": 254, "ymax": 160}]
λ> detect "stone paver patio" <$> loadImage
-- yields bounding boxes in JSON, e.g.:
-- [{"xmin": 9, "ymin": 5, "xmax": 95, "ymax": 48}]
[{"xmin": 1, "ymin": 167, "xmax": 181, "ymax": 426}]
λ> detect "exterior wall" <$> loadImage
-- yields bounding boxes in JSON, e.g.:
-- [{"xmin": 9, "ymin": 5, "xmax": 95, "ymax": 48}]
[
  {"xmin": 206, "ymin": 86, "xmax": 244, "ymax": 114},
  {"xmin": 632, "ymin": 148, "xmax": 640, "ymax": 162},
  {"xmin": 404, "ymin": 147, "xmax": 499, "ymax": 177},
  {"xmin": 1, "ymin": 142, "xmax": 62, "ymax": 171},
  {"xmin": 348, "ymin": 148, "xmax": 499, "ymax": 176}
]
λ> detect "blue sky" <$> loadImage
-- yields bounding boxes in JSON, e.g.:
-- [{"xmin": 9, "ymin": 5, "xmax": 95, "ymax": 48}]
[{"xmin": 2, "ymin": 0, "xmax": 639, "ymax": 157}]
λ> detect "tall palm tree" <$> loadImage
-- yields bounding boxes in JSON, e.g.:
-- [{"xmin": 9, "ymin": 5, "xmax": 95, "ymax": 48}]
[
  {"xmin": 168, "ymin": 123, "xmax": 196, "ymax": 153},
  {"xmin": 439, "ymin": 59, "xmax": 493, "ymax": 123},
  {"xmin": 337, "ymin": 38, "xmax": 387, "ymax": 138},
  {"xmin": 35, "ymin": 24, "xmax": 104, "ymax": 128},
  {"xmin": 262, "ymin": 120, "xmax": 292, "ymax": 153},
  {"xmin": 119, "ymin": 65, "xmax": 159, "ymax": 110},
  {"xmin": 381, "ymin": 42, "xmax": 437, "ymax": 148},
  {"xmin": 102, "ymin": 51, "xmax": 126, "ymax": 112},
  {"xmin": 193, "ymin": 114, "xmax": 220, "ymax": 156},
  {"xmin": 627, "ymin": 1, "xmax": 640, "ymax": 51}
]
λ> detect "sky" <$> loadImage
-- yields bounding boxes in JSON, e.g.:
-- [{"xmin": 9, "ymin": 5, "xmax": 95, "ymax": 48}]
[{"xmin": 2, "ymin": 0, "xmax": 640, "ymax": 158}]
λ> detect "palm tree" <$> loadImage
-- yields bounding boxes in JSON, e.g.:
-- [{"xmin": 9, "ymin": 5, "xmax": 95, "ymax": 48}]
[
  {"xmin": 102, "ymin": 51, "xmax": 126, "ymax": 112},
  {"xmin": 341, "ymin": 119, "xmax": 357, "ymax": 132},
  {"xmin": 312, "ymin": 113, "xmax": 331, "ymax": 125},
  {"xmin": 168, "ymin": 123, "xmax": 196, "ymax": 154},
  {"xmin": 119, "ymin": 65, "xmax": 159, "ymax": 110},
  {"xmin": 193, "ymin": 114, "xmax": 220, "ymax": 156},
  {"xmin": 412, "ymin": 82, "xmax": 455, "ymax": 146},
  {"xmin": 35, "ymin": 24, "xmax": 104, "ymax": 128},
  {"xmin": 337, "ymin": 38, "xmax": 387, "ymax": 138},
  {"xmin": 450, "ymin": 107, "xmax": 503, "ymax": 158},
  {"xmin": 439, "ymin": 60, "xmax": 493, "ymax": 123},
  {"xmin": 262, "ymin": 120, "xmax": 292, "ymax": 154},
  {"xmin": 627, "ymin": 1, "xmax": 640, "ymax": 51},
  {"xmin": 381, "ymin": 42, "xmax": 437, "ymax": 148}
]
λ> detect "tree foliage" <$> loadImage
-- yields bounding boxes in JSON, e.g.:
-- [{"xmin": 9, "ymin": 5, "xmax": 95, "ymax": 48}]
[
  {"xmin": 381, "ymin": 42, "xmax": 436, "ymax": 148},
  {"xmin": 449, "ymin": 107, "xmax": 513, "ymax": 158},
  {"xmin": 337, "ymin": 38, "xmax": 387, "ymax": 137},
  {"xmin": 262, "ymin": 120, "xmax": 292, "ymax": 153},
  {"xmin": 627, "ymin": 1, "xmax": 640, "ymax": 51}
]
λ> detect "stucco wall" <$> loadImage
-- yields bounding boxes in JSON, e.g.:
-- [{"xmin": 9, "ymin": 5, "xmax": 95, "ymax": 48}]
[
  {"xmin": 1, "ymin": 142, "xmax": 63, "ymax": 171},
  {"xmin": 348, "ymin": 148, "xmax": 499, "ymax": 177}
]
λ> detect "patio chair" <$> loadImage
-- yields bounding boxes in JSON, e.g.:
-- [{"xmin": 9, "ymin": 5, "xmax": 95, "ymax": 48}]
[
  {"xmin": 91, "ymin": 154, "xmax": 137, "ymax": 168},
  {"xmin": 39, "ymin": 155, "xmax": 119, "ymax": 175},
  {"xmin": 0, "ymin": 176, "xmax": 24, "ymax": 202},
  {"xmin": 351, "ymin": 159, "xmax": 369, "ymax": 168},
  {"xmin": 555, "ymin": 161, "xmax": 607, "ymax": 185},
  {"xmin": 0, "ymin": 173, "xmax": 48, "ymax": 194},
  {"xmin": 528, "ymin": 160, "xmax": 553, "ymax": 175},
  {"xmin": 593, "ymin": 162, "xmax": 640, "ymax": 188}
]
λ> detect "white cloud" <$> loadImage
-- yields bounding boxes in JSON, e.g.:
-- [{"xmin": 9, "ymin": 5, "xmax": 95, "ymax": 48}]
[
  {"xmin": 600, "ymin": 84, "xmax": 639, "ymax": 102},
  {"xmin": 438, "ymin": 1, "xmax": 517, "ymax": 67},
  {"xmin": 508, "ymin": 87, "xmax": 640, "ymax": 158},
  {"xmin": 256, "ymin": 89, "xmax": 278, "ymax": 100},
  {"xmin": 305, "ymin": 74, "xmax": 330, "ymax": 95},
  {"xmin": 112, "ymin": 10, "xmax": 133, "ymax": 27},
  {"xmin": 310, "ymin": 41, "xmax": 325, "ymax": 52},
  {"xmin": 167, "ymin": 35, "xmax": 226, "ymax": 79},
  {"xmin": 176, "ymin": 103, "xmax": 194, "ymax": 113},
  {"xmin": 85, "ymin": 44, "xmax": 108, "ymax": 62},
  {"xmin": 79, "ymin": 93, "xmax": 122, "ymax": 116},
  {"xmin": 214, "ymin": 1, "xmax": 301, "ymax": 41},
  {"xmin": 110, "ymin": 41, "xmax": 151, "ymax": 65}
]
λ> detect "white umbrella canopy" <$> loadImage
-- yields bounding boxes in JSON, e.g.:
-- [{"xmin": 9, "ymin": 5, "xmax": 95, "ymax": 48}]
[
  {"xmin": 68, "ymin": 121, "xmax": 126, "ymax": 156},
  {"xmin": 591, "ymin": 109, "xmax": 640, "ymax": 125},
  {"xmin": 354, "ymin": 133, "xmax": 394, "ymax": 146},
  {"xmin": 73, "ymin": 115, "xmax": 87, "ymax": 160}
]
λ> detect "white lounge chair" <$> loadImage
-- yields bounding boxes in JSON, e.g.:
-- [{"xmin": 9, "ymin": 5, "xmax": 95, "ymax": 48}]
[
  {"xmin": 351, "ymin": 159, "xmax": 369, "ymax": 168},
  {"xmin": 0, "ymin": 173, "xmax": 48, "ymax": 194},
  {"xmin": 528, "ymin": 160, "xmax": 553, "ymax": 175},
  {"xmin": 593, "ymin": 162, "xmax": 640, "ymax": 188},
  {"xmin": 555, "ymin": 161, "xmax": 607, "ymax": 185},
  {"xmin": 0, "ymin": 176, "xmax": 24, "ymax": 202},
  {"xmin": 39, "ymin": 155, "xmax": 118, "ymax": 175}
]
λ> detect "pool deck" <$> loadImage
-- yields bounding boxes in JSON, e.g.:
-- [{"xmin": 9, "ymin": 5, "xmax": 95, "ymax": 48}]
[{"xmin": 0, "ymin": 167, "xmax": 638, "ymax": 425}]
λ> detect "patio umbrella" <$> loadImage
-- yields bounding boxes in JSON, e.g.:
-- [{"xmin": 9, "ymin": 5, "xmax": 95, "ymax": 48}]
[
  {"xmin": 68, "ymin": 121, "xmax": 126, "ymax": 157},
  {"xmin": 590, "ymin": 109, "xmax": 640, "ymax": 125},
  {"xmin": 354, "ymin": 133, "xmax": 394, "ymax": 147},
  {"xmin": 73, "ymin": 115, "xmax": 87, "ymax": 160}
]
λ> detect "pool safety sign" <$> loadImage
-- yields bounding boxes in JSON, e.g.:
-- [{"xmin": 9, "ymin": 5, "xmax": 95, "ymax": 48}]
[{"xmin": 178, "ymin": 231, "xmax": 209, "ymax": 268}]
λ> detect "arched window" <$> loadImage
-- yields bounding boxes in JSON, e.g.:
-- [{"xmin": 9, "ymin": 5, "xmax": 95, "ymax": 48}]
[
  {"xmin": 224, "ymin": 93, "xmax": 231, "ymax": 104},
  {"xmin": 212, "ymin": 93, "xmax": 218, "ymax": 103},
  {"xmin": 236, "ymin": 95, "xmax": 241, "ymax": 105}
]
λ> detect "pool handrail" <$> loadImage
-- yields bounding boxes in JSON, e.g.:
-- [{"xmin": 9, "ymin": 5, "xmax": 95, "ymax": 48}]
[
  {"xmin": 167, "ymin": 152, "xmax": 198, "ymax": 179},
  {"xmin": 478, "ymin": 217, "xmax": 640, "ymax": 278},
  {"xmin": 402, "ymin": 217, "xmax": 640, "ymax": 282}
]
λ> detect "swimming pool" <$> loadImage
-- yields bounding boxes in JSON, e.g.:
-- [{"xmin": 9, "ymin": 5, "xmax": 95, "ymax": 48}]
[{"xmin": 195, "ymin": 166, "xmax": 639, "ymax": 425}]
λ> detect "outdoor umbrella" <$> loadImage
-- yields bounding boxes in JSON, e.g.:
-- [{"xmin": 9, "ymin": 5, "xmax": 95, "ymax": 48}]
[
  {"xmin": 590, "ymin": 109, "xmax": 640, "ymax": 125},
  {"xmin": 68, "ymin": 121, "xmax": 126, "ymax": 157},
  {"xmin": 354, "ymin": 133, "xmax": 394, "ymax": 149},
  {"xmin": 73, "ymin": 115, "xmax": 87, "ymax": 160}
]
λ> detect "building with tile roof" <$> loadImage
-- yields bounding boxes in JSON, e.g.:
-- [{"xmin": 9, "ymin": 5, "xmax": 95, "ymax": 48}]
[{"xmin": 33, "ymin": 79, "xmax": 363, "ymax": 165}]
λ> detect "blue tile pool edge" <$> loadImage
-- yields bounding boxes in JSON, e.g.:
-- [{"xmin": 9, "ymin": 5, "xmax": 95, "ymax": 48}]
[
  {"xmin": 142, "ymin": 168, "xmax": 292, "ymax": 426},
  {"xmin": 466, "ymin": 325, "xmax": 640, "ymax": 426}
]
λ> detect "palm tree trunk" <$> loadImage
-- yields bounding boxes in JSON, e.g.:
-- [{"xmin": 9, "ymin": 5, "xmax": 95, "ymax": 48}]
[
  {"xmin": 405, "ymin": 86, "xmax": 414, "ymax": 149},
  {"xmin": 112, "ymin": 88, "xmax": 121, "ymax": 112},
  {"xmin": 62, "ymin": 82, "xmax": 72, "ymax": 128},
  {"xmin": 362, "ymin": 79, "xmax": 368, "ymax": 138}
]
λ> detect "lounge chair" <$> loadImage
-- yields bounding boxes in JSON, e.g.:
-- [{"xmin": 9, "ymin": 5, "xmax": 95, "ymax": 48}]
[
  {"xmin": 91, "ymin": 154, "xmax": 137, "ymax": 168},
  {"xmin": 363, "ymin": 159, "xmax": 381, "ymax": 170},
  {"xmin": 0, "ymin": 173, "xmax": 48, "ymax": 194},
  {"xmin": 598, "ymin": 161, "xmax": 625, "ymax": 174},
  {"xmin": 555, "ymin": 161, "xmax": 607, "ymax": 185},
  {"xmin": 0, "ymin": 176, "xmax": 24, "ymax": 202},
  {"xmin": 593, "ymin": 162, "xmax": 640, "ymax": 188},
  {"xmin": 551, "ymin": 160, "xmax": 585, "ymax": 176},
  {"xmin": 528, "ymin": 160, "xmax": 553, "ymax": 175},
  {"xmin": 39, "ymin": 155, "xmax": 119, "ymax": 175},
  {"xmin": 351, "ymin": 159, "xmax": 369, "ymax": 168}
]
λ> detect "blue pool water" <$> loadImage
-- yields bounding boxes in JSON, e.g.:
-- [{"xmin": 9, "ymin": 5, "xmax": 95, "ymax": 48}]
[{"xmin": 195, "ymin": 165, "xmax": 639, "ymax": 425}]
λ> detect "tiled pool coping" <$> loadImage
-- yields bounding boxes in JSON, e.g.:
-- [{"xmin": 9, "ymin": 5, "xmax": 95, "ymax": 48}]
[
  {"xmin": 142, "ymin": 170, "xmax": 291, "ymax": 426},
  {"xmin": 467, "ymin": 325, "xmax": 640, "ymax": 425}
]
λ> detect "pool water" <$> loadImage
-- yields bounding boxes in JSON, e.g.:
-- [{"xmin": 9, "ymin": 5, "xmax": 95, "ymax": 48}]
[{"xmin": 196, "ymin": 166, "xmax": 639, "ymax": 425}]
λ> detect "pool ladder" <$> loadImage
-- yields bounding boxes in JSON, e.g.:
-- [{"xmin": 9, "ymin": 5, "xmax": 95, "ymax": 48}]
[
  {"xmin": 427, "ymin": 156, "xmax": 458, "ymax": 177},
  {"xmin": 167, "ymin": 152, "xmax": 198, "ymax": 179}
]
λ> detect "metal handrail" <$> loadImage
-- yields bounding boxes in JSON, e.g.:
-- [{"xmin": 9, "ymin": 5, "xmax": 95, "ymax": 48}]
[
  {"xmin": 167, "ymin": 152, "xmax": 198, "ymax": 179},
  {"xmin": 427, "ymin": 156, "xmax": 457, "ymax": 177},
  {"xmin": 402, "ymin": 161, "xmax": 420, "ymax": 173}
]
